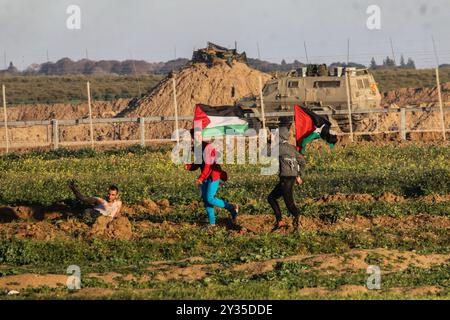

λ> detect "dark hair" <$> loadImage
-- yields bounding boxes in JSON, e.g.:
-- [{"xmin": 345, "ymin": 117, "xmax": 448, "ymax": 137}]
[{"xmin": 109, "ymin": 185, "xmax": 119, "ymax": 193}]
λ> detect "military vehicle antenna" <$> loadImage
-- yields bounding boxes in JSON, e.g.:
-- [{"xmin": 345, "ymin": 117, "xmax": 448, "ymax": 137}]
[{"xmin": 304, "ymin": 42, "xmax": 309, "ymax": 64}]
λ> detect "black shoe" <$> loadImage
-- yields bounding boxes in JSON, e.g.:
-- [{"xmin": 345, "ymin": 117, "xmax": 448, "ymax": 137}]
[
  {"xmin": 271, "ymin": 221, "xmax": 288, "ymax": 232},
  {"xmin": 293, "ymin": 216, "xmax": 301, "ymax": 230}
]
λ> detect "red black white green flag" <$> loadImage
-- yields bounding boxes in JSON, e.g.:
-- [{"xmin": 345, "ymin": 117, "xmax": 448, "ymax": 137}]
[
  {"xmin": 294, "ymin": 105, "xmax": 337, "ymax": 153},
  {"xmin": 193, "ymin": 104, "xmax": 248, "ymax": 137}
]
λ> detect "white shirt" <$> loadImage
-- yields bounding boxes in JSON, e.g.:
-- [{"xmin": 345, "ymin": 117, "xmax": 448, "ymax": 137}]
[{"xmin": 94, "ymin": 198, "xmax": 122, "ymax": 218}]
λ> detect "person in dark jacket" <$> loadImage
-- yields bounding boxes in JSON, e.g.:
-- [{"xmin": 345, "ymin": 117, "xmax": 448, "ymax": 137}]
[{"xmin": 268, "ymin": 126, "xmax": 306, "ymax": 231}]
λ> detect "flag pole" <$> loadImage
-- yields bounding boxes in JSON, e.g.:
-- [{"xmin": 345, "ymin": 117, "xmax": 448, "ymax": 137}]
[{"xmin": 259, "ymin": 76, "xmax": 267, "ymax": 133}]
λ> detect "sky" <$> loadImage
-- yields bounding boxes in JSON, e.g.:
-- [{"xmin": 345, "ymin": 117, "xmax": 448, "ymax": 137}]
[{"xmin": 0, "ymin": 0, "xmax": 449, "ymax": 70}]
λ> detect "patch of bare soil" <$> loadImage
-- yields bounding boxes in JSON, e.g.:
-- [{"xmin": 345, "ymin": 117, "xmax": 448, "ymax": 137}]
[
  {"xmin": 310, "ymin": 192, "xmax": 408, "ymax": 204},
  {"xmin": 125, "ymin": 198, "xmax": 172, "ymax": 216},
  {"xmin": 0, "ymin": 208, "xmax": 448, "ymax": 241},
  {"xmin": 7, "ymin": 99, "xmax": 131, "ymax": 122},
  {"xmin": 0, "ymin": 274, "xmax": 67, "ymax": 290},
  {"xmin": 3, "ymin": 222, "xmax": 71, "ymax": 241},
  {"xmin": 297, "ymin": 285, "xmax": 444, "ymax": 297},
  {"xmin": 382, "ymin": 82, "xmax": 450, "ymax": 106},
  {"xmin": 66, "ymin": 287, "xmax": 118, "ymax": 298},
  {"xmin": 90, "ymin": 216, "xmax": 133, "ymax": 240},
  {"xmin": 304, "ymin": 192, "xmax": 450, "ymax": 205},
  {"xmin": 377, "ymin": 192, "xmax": 405, "ymax": 203},
  {"xmin": 232, "ymin": 248, "xmax": 450, "ymax": 277},
  {"xmin": 421, "ymin": 194, "xmax": 450, "ymax": 203},
  {"xmin": 152, "ymin": 264, "xmax": 219, "ymax": 282},
  {"xmin": 0, "ymin": 204, "xmax": 77, "ymax": 223},
  {"xmin": 388, "ymin": 286, "xmax": 442, "ymax": 296},
  {"xmin": 236, "ymin": 214, "xmax": 450, "ymax": 235}
]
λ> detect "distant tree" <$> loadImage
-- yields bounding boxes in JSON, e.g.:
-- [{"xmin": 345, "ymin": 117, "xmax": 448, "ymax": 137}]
[
  {"xmin": 406, "ymin": 58, "xmax": 416, "ymax": 69},
  {"xmin": 370, "ymin": 57, "xmax": 378, "ymax": 69},
  {"xmin": 383, "ymin": 56, "xmax": 396, "ymax": 68},
  {"xmin": 330, "ymin": 61, "xmax": 366, "ymax": 69},
  {"xmin": 399, "ymin": 55, "xmax": 406, "ymax": 68},
  {"xmin": 281, "ymin": 59, "xmax": 287, "ymax": 66}
]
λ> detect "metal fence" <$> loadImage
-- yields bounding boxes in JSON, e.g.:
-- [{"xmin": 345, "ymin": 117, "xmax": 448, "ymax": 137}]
[{"xmin": 1, "ymin": 106, "xmax": 448, "ymax": 152}]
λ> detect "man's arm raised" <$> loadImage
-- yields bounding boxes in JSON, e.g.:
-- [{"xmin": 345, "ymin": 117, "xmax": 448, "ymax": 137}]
[{"xmin": 68, "ymin": 181, "xmax": 102, "ymax": 206}]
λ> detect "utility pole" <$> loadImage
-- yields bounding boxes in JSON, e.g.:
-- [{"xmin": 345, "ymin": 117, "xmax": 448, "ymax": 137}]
[
  {"xmin": 347, "ymin": 38, "xmax": 350, "ymax": 65},
  {"xmin": 46, "ymin": 50, "xmax": 50, "ymax": 62},
  {"xmin": 432, "ymin": 36, "xmax": 446, "ymax": 140},
  {"xmin": 129, "ymin": 50, "xmax": 142, "ymax": 97},
  {"xmin": 256, "ymin": 42, "xmax": 261, "ymax": 60},
  {"xmin": 389, "ymin": 37, "xmax": 396, "ymax": 65}
]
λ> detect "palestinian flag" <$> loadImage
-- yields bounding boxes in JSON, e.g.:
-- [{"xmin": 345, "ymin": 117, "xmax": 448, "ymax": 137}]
[
  {"xmin": 294, "ymin": 105, "xmax": 337, "ymax": 153},
  {"xmin": 193, "ymin": 104, "xmax": 248, "ymax": 137}
]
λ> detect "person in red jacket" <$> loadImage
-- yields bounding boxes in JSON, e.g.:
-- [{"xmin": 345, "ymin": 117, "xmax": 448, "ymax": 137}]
[{"xmin": 185, "ymin": 129, "xmax": 239, "ymax": 228}]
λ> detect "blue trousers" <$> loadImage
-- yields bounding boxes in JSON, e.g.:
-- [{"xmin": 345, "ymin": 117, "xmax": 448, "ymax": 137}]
[{"xmin": 200, "ymin": 179, "xmax": 236, "ymax": 225}]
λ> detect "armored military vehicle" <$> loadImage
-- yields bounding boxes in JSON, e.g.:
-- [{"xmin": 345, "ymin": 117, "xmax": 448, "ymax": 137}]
[
  {"xmin": 192, "ymin": 42, "xmax": 247, "ymax": 67},
  {"xmin": 238, "ymin": 64, "xmax": 382, "ymax": 132}
]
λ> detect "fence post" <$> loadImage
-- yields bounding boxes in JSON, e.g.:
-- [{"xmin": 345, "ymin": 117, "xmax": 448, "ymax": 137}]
[
  {"xmin": 172, "ymin": 76, "xmax": 180, "ymax": 144},
  {"xmin": 345, "ymin": 69, "xmax": 354, "ymax": 142},
  {"xmin": 52, "ymin": 119, "xmax": 59, "ymax": 150},
  {"xmin": 435, "ymin": 68, "xmax": 446, "ymax": 140},
  {"xmin": 87, "ymin": 82, "xmax": 95, "ymax": 149},
  {"xmin": 2, "ymin": 84, "xmax": 9, "ymax": 153},
  {"xmin": 139, "ymin": 117, "xmax": 145, "ymax": 147},
  {"xmin": 400, "ymin": 108, "xmax": 406, "ymax": 140}
]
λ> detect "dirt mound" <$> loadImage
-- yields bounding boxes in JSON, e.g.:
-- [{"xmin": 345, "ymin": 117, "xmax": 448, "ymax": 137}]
[
  {"xmin": 125, "ymin": 198, "xmax": 172, "ymax": 216},
  {"xmin": 0, "ymin": 204, "xmax": 77, "ymax": 223},
  {"xmin": 377, "ymin": 192, "xmax": 405, "ymax": 203},
  {"xmin": 314, "ymin": 193, "xmax": 376, "ymax": 204},
  {"xmin": 10, "ymin": 222, "xmax": 70, "ymax": 241},
  {"xmin": 152, "ymin": 263, "xmax": 219, "ymax": 282},
  {"xmin": 90, "ymin": 216, "xmax": 133, "ymax": 240},
  {"xmin": 55, "ymin": 219, "xmax": 90, "ymax": 238},
  {"xmin": 117, "ymin": 62, "xmax": 271, "ymax": 138},
  {"xmin": 421, "ymin": 194, "xmax": 450, "ymax": 203},
  {"xmin": 382, "ymin": 82, "xmax": 450, "ymax": 106},
  {"xmin": 121, "ymin": 62, "xmax": 270, "ymax": 117}
]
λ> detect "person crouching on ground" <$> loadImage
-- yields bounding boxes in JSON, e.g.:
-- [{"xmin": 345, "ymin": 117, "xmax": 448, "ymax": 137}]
[
  {"xmin": 185, "ymin": 128, "xmax": 239, "ymax": 229},
  {"xmin": 268, "ymin": 126, "xmax": 306, "ymax": 231},
  {"xmin": 68, "ymin": 181, "xmax": 122, "ymax": 224}
]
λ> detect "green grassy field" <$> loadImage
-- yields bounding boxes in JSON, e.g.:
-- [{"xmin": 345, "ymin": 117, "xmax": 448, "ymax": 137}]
[
  {"xmin": 0, "ymin": 75, "xmax": 164, "ymax": 106},
  {"xmin": 0, "ymin": 143, "xmax": 449, "ymax": 299},
  {"xmin": 372, "ymin": 67, "xmax": 450, "ymax": 92}
]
